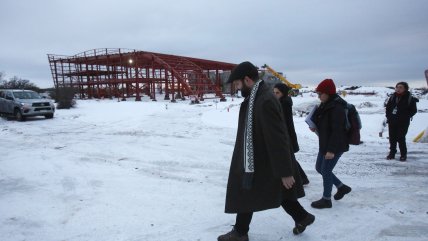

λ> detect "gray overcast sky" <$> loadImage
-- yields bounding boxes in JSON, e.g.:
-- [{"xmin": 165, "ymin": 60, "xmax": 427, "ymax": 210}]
[{"xmin": 1, "ymin": 0, "xmax": 427, "ymax": 88}]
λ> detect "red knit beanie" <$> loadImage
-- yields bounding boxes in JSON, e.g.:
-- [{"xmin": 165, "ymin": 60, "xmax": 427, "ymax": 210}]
[{"xmin": 316, "ymin": 79, "xmax": 336, "ymax": 95}]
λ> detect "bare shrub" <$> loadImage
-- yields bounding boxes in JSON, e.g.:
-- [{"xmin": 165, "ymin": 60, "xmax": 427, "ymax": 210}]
[{"xmin": 52, "ymin": 87, "xmax": 76, "ymax": 109}]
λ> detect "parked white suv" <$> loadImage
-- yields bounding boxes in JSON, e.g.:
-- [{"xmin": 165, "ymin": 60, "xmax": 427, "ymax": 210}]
[{"xmin": 0, "ymin": 89, "xmax": 55, "ymax": 121}]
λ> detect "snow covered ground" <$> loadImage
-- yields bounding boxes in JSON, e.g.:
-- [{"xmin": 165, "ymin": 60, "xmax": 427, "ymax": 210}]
[{"xmin": 1, "ymin": 88, "xmax": 427, "ymax": 241}]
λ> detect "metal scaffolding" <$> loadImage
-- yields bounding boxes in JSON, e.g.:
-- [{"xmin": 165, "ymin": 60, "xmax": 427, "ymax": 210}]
[{"xmin": 47, "ymin": 48, "xmax": 236, "ymax": 102}]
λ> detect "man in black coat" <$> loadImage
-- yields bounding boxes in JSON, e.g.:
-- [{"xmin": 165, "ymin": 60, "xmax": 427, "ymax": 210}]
[
  {"xmin": 218, "ymin": 62, "xmax": 314, "ymax": 241},
  {"xmin": 385, "ymin": 82, "xmax": 418, "ymax": 161}
]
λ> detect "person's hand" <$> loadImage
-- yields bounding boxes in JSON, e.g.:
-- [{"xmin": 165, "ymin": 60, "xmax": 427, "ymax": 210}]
[
  {"xmin": 281, "ymin": 176, "xmax": 295, "ymax": 189},
  {"xmin": 325, "ymin": 152, "xmax": 335, "ymax": 159}
]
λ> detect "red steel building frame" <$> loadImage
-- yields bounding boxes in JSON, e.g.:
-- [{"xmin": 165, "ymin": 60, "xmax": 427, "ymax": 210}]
[{"xmin": 47, "ymin": 48, "xmax": 236, "ymax": 102}]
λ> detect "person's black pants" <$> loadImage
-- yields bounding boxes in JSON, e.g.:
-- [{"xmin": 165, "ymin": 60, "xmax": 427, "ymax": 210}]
[
  {"xmin": 388, "ymin": 121, "xmax": 410, "ymax": 156},
  {"xmin": 234, "ymin": 200, "xmax": 309, "ymax": 235},
  {"xmin": 234, "ymin": 212, "xmax": 253, "ymax": 235},
  {"xmin": 281, "ymin": 200, "xmax": 309, "ymax": 223}
]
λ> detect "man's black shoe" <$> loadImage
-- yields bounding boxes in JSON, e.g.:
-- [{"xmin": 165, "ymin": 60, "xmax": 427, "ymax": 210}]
[
  {"xmin": 293, "ymin": 213, "xmax": 315, "ymax": 235},
  {"xmin": 386, "ymin": 153, "xmax": 395, "ymax": 160},
  {"xmin": 218, "ymin": 229, "xmax": 249, "ymax": 241}
]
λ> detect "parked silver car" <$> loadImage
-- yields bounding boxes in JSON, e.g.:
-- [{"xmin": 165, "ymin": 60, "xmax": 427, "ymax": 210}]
[{"xmin": 0, "ymin": 89, "xmax": 55, "ymax": 121}]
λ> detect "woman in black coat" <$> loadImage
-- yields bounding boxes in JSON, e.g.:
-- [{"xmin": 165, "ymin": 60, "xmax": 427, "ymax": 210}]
[
  {"xmin": 273, "ymin": 83, "xmax": 309, "ymax": 184},
  {"xmin": 309, "ymin": 79, "xmax": 352, "ymax": 209},
  {"xmin": 385, "ymin": 82, "xmax": 418, "ymax": 161}
]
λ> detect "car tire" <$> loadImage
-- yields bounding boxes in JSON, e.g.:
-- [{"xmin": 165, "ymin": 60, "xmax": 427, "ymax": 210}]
[
  {"xmin": 15, "ymin": 109, "xmax": 25, "ymax": 121},
  {"xmin": 45, "ymin": 114, "xmax": 54, "ymax": 119}
]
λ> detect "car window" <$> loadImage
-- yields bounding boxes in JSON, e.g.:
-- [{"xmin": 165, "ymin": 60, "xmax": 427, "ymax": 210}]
[
  {"xmin": 13, "ymin": 91, "xmax": 41, "ymax": 99},
  {"xmin": 5, "ymin": 91, "xmax": 13, "ymax": 99}
]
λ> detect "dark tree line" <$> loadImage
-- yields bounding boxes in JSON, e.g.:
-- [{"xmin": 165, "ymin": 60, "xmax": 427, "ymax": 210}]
[{"xmin": 0, "ymin": 72, "xmax": 40, "ymax": 92}]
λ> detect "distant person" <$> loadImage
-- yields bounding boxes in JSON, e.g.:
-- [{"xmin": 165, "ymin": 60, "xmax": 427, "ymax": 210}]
[
  {"xmin": 385, "ymin": 82, "xmax": 418, "ymax": 161},
  {"xmin": 273, "ymin": 83, "xmax": 310, "ymax": 185},
  {"xmin": 378, "ymin": 117, "xmax": 387, "ymax": 138},
  {"xmin": 218, "ymin": 62, "xmax": 314, "ymax": 241},
  {"xmin": 309, "ymin": 79, "xmax": 352, "ymax": 209}
]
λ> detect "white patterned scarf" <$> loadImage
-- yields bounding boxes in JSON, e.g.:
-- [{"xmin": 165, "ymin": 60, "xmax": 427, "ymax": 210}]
[{"xmin": 242, "ymin": 79, "xmax": 262, "ymax": 189}]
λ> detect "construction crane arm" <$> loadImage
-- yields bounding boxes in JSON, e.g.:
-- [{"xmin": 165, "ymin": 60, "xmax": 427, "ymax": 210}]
[{"xmin": 262, "ymin": 64, "xmax": 301, "ymax": 89}]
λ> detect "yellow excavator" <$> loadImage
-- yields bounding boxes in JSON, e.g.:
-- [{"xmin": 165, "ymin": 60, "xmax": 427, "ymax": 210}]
[{"xmin": 262, "ymin": 64, "xmax": 302, "ymax": 90}]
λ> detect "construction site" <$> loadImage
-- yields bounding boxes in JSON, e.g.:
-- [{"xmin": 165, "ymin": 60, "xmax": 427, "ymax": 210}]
[{"xmin": 47, "ymin": 49, "xmax": 237, "ymax": 102}]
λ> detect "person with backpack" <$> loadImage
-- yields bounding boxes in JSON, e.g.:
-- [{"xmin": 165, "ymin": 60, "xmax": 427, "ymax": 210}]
[
  {"xmin": 309, "ymin": 79, "xmax": 352, "ymax": 209},
  {"xmin": 273, "ymin": 83, "xmax": 310, "ymax": 185},
  {"xmin": 385, "ymin": 82, "xmax": 418, "ymax": 161}
]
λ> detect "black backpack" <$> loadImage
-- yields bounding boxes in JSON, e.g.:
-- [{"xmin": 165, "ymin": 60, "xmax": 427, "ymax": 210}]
[
  {"xmin": 344, "ymin": 103, "xmax": 362, "ymax": 145},
  {"xmin": 385, "ymin": 93, "xmax": 419, "ymax": 120},
  {"xmin": 385, "ymin": 93, "xmax": 419, "ymax": 107}
]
